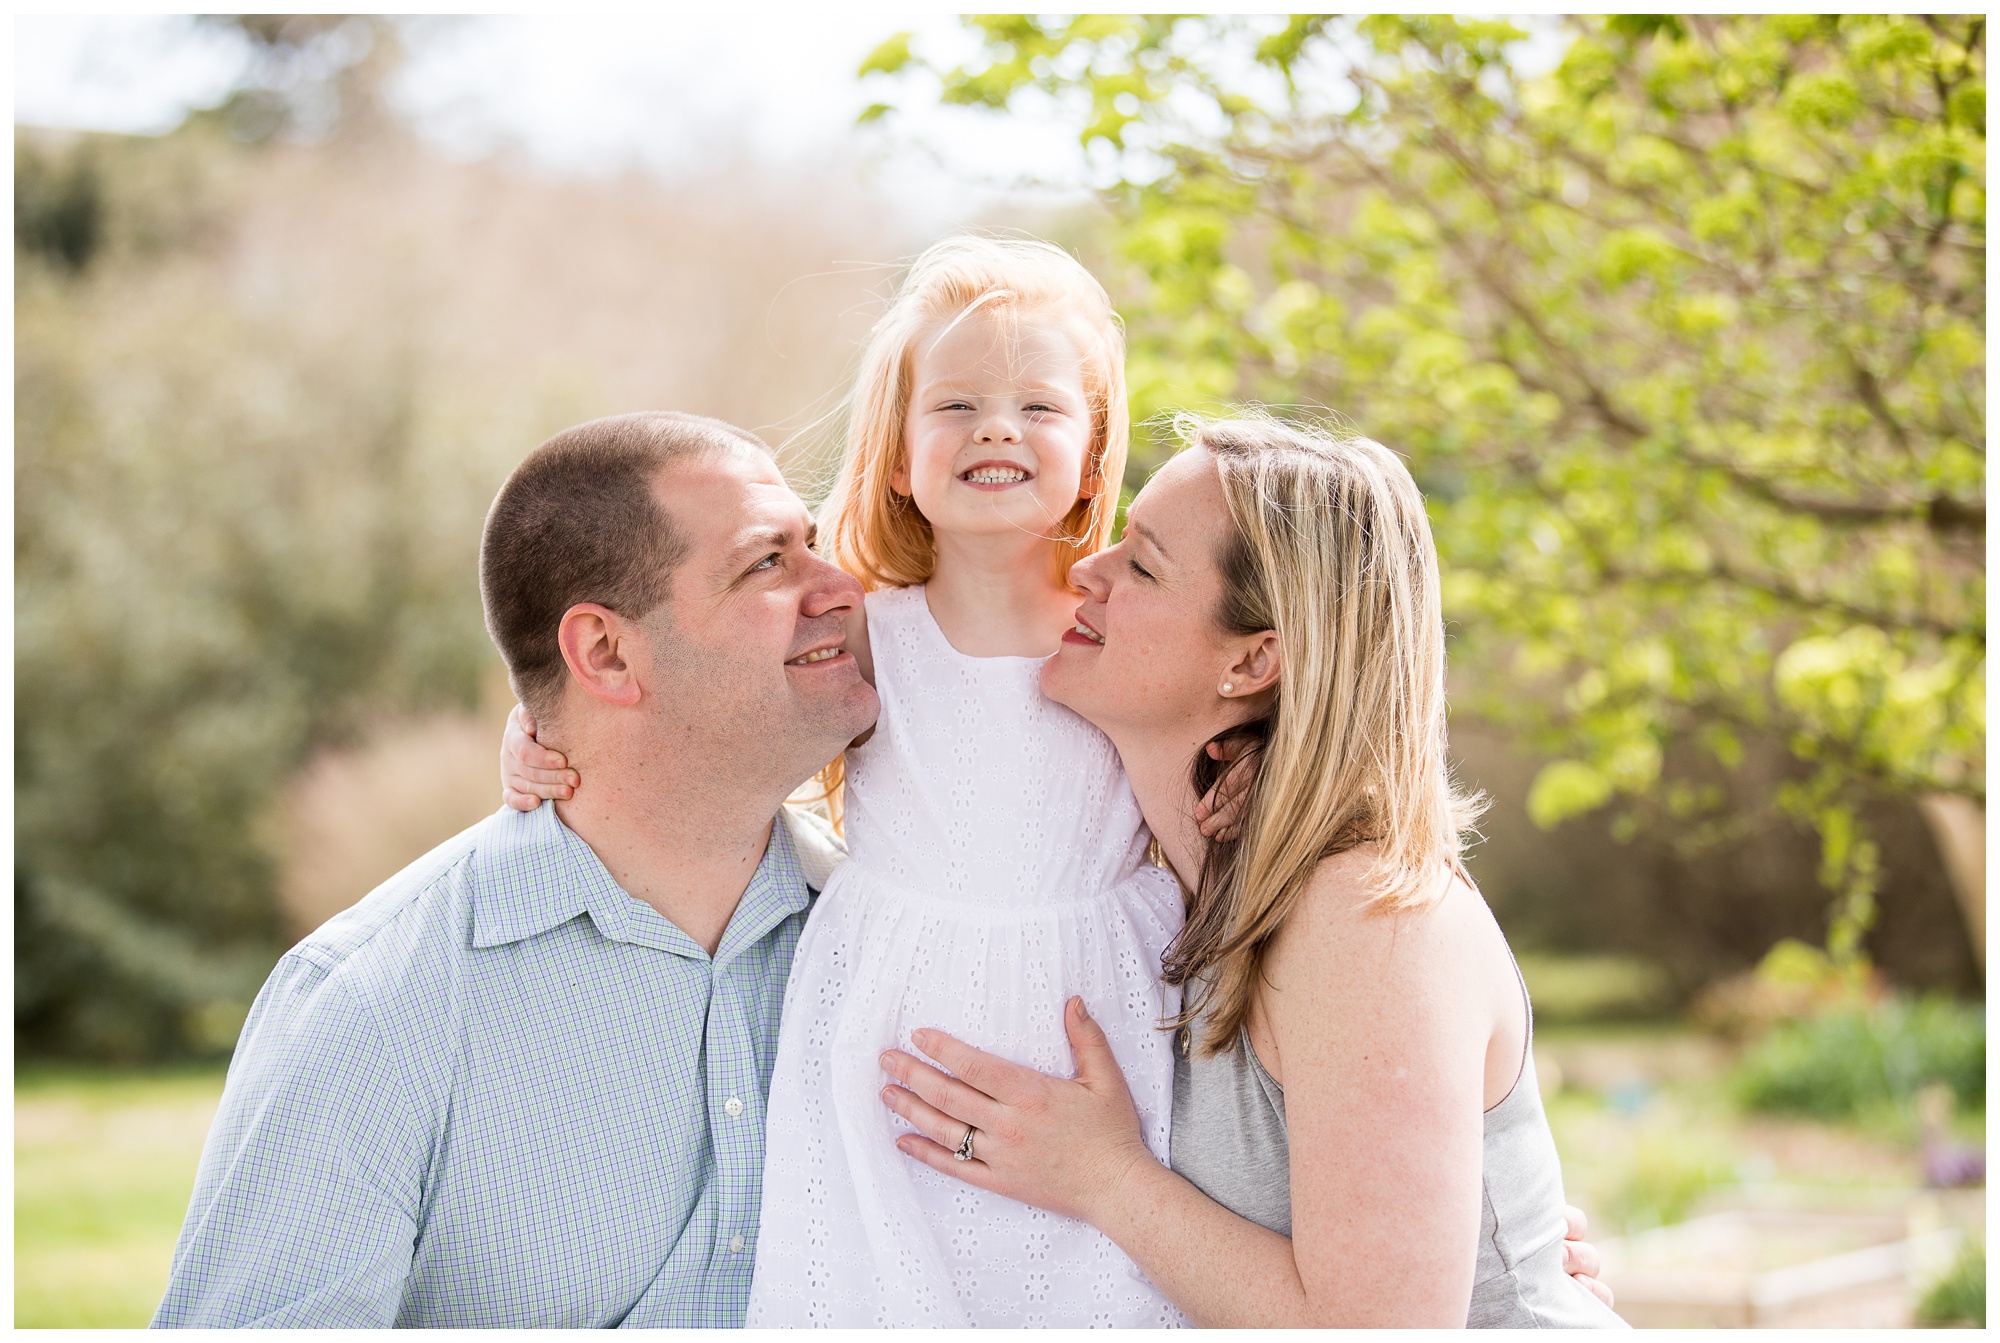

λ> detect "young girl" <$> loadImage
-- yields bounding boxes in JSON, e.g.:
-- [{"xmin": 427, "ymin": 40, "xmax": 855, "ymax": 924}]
[{"xmin": 503, "ymin": 238, "xmax": 1186, "ymax": 1326}]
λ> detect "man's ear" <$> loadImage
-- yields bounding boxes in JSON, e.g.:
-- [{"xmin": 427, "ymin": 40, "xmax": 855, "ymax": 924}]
[
  {"xmin": 1221, "ymin": 631, "xmax": 1282, "ymax": 700},
  {"xmin": 557, "ymin": 603, "xmax": 643, "ymax": 708}
]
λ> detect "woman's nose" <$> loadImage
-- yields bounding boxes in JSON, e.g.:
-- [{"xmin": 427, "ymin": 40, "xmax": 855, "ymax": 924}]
[{"xmin": 1069, "ymin": 548, "xmax": 1109, "ymax": 596}]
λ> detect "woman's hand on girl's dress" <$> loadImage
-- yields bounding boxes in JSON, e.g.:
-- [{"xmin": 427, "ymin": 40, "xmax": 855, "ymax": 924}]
[
  {"xmin": 880, "ymin": 995, "xmax": 1157, "ymax": 1228},
  {"xmin": 500, "ymin": 703, "xmax": 577, "ymax": 811}
]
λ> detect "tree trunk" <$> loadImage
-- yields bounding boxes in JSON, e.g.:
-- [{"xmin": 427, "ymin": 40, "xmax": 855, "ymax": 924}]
[{"xmin": 1916, "ymin": 793, "xmax": 1985, "ymax": 978}]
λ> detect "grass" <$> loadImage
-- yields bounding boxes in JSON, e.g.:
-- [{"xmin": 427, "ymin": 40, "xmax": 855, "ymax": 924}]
[
  {"xmin": 12, "ymin": 1019, "xmax": 1986, "ymax": 1325},
  {"xmin": 15, "ymin": 1065, "xmax": 226, "ymax": 1328},
  {"xmin": 1918, "ymin": 1240, "xmax": 1986, "ymax": 1327}
]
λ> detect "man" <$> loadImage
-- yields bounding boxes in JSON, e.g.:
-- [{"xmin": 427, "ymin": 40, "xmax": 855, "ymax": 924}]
[
  {"xmin": 153, "ymin": 412, "xmax": 874, "ymax": 1327},
  {"xmin": 156, "ymin": 410, "xmax": 1605, "ymax": 1327}
]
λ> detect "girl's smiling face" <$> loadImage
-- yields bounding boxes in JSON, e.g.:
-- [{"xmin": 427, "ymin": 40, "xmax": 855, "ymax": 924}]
[{"xmin": 896, "ymin": 306, "xmax": 1096, "ymax": 544}]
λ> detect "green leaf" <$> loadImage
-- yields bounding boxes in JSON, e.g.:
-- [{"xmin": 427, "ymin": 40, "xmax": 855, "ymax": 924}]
[
  {"xmin": 1527, "ymin": 760, "xmax": 1616, "ymax": 830},
  {"xmin": 858, "ymin": 31, "xmax": 915, "ymax": 78}
]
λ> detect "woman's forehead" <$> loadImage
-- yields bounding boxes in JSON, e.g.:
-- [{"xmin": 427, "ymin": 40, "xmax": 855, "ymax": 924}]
[
  {"xmin": 1135, "ymin": 447, "xmax": 1215, "ymax": 509},
  {"xmin": 1130, "ymin": 448, "xmax": 1220, "ymax": 546}
]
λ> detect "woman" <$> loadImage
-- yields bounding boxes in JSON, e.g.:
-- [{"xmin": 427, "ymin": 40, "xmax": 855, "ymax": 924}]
[{"xmin": 878, "ymin": 416, "xmax": 1627, "ymax": 1327}]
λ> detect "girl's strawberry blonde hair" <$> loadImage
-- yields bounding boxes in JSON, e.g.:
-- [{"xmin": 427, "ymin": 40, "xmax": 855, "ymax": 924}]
[
  {"xmin": 815, "ymin": 235, "xmax": 1130, "ymax": 591},
  {"xmin": 803, "ymin": 237, "xmax": 1129, "ymax": 829}
]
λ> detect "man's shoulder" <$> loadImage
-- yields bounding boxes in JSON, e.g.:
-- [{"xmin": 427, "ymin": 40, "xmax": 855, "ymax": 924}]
[{"xmin": 284, "ymin": 806, "xmax": 531, "ymax": 990}]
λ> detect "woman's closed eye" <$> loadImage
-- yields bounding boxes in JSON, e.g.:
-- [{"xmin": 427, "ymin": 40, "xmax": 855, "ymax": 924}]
[{"xmin": 1127, "ymin": 555, "xmax": 1155, "ymax": 581}]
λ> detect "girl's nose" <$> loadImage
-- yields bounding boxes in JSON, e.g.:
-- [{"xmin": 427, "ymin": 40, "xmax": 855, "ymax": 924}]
[{"xmin": 976, "ymin": 412, "xmax": 1021, "ymax": 443}]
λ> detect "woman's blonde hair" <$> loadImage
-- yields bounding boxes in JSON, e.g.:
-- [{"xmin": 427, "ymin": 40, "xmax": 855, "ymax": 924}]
[
  {"xmin": 816, "ymin": 235, "xmax": 1130, "ymax": 591},
  {"xmin": 1165, "ymin": 414, "xmax": 1487, "ymax": 1054}
]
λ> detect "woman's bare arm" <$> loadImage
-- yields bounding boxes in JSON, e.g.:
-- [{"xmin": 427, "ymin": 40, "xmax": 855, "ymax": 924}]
[
  {"xmin": 1257, "ymin": 859, "xmax": 1495, "ymax": 1324},
  {"xmin": 883, "ymin": 860, "xmax": 1523, "ymax": 1326},
  {"xmin": 881, "ymin": 998, "xmax": 1323, "ymax": 1328}
]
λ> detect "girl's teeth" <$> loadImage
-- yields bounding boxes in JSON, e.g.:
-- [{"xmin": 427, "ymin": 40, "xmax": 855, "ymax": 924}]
[
  {"xmin": 964, "ymin": 468, "xmax": 1028, "ymax": 483},
  {"xmin": 1074, "ymin": 623, "xmax": 1104, "ymax": 644}
]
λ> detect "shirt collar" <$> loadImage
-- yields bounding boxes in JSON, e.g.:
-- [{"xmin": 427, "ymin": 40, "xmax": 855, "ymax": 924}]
[{"xmin": 469, "ymin": 801, "xmax": 811, "ymax": 965}]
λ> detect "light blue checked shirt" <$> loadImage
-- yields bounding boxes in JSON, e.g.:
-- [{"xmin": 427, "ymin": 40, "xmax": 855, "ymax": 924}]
[{"xmin": 153, "ymin": 800, "xmax": 837, "ymax": 1329}]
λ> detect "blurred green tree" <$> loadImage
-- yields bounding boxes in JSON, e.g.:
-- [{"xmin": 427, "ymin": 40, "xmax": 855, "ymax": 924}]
[
  {"xmin": 16, "ymin": 116, "xmax": 492, "ymax": 1058},
  {"xmin": 862, "ymin": 15, "xmax": 1985, "ymax": 965}
]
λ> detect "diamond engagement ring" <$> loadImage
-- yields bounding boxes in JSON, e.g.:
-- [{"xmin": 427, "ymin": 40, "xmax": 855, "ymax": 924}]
[{"xmin": 953, "ymin": 1126, "xmax": 976, "ymax": 1162}]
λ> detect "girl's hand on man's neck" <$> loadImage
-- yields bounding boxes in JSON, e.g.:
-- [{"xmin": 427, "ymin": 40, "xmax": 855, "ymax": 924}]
[{"xmin": 924, "ymin": 530, "xmax": 1080, "ymax": 659}]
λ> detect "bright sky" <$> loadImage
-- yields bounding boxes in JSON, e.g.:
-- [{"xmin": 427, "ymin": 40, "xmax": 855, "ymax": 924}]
[
  {"xmin": 13, "ymin": 13, "xmax": 1099, "ymax": 224},
  {"xmin": 16, "ymin": 14, "xmax": 1573, "ymax": 224}
]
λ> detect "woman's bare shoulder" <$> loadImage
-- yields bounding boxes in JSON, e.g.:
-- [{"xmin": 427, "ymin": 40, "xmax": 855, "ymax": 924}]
[{"xmin": 1268, "ymin": 851, "xmax": 1483, "ymax": 989}]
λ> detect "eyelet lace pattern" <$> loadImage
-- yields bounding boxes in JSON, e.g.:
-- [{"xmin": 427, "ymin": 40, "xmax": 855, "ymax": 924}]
[{"xmin": 747, "ymin": 585, "xmax": 1186, "ymax": 1327}]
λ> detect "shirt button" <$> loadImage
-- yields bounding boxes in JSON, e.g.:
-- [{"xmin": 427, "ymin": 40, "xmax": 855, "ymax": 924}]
[
  {"xmin": 729, "ymin": 1233, "xmax": 746, "ymax": 1253},
  {"xmin": 723, "ymin": 1096, "xmax": 745, "ymax": 1118}
]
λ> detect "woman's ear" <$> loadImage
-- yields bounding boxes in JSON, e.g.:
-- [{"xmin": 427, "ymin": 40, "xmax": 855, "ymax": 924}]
[
  {"xmin": 557, "ymin": 603, "xmax": 644, "ymax": 708},
  {"xmin": 1220, "ymin": 631, "xmax": 1282, "ymax": 700}
]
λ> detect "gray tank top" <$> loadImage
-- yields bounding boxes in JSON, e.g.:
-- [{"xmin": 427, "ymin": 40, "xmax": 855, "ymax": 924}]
[{"xmin": 1168, "ymin": 963, "xmax": 1628, "ymax": 1328}]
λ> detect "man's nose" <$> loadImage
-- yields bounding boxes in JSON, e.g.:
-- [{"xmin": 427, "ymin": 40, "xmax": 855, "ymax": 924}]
[{"xmin": 800, "ymin": 552, "xmax": 864, "ymax": 617}]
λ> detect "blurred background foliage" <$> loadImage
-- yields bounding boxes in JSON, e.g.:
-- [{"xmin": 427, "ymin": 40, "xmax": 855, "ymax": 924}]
[
  {"xmin": 13, "ymin": 16, "xmax": 1984, "ymax": 1063},
  {"xmin": 865, "ymin": 9, "xmax": 1985, "ymax": 988}
]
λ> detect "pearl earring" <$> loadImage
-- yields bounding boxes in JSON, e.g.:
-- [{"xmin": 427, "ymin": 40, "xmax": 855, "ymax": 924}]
[{"xmin": 1221, "ymin": 682, "xmax": 1234, "ymax": 694}]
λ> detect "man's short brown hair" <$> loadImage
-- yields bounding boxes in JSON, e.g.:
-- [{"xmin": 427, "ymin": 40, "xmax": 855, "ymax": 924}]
[{"xmin": 480, "ymin": 411, "xmax": 768, "ymax": 719}]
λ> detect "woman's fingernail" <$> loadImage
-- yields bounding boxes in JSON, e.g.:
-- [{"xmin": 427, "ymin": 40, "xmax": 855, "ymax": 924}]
[{"xmin": 1075, "ymin": 997, "xmax": 1090, "ymax": 1020}]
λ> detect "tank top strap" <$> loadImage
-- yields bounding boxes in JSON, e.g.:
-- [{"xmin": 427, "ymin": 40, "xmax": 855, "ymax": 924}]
[{"xmin": 1479, "ymin": 866, "xmax": 1534, "ymax": 1114}]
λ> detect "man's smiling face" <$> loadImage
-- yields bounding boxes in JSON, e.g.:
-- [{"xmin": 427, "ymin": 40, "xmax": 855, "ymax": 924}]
[{"xmin": 638, "ymin": 445, "xmax": 878, "ymax": 777}]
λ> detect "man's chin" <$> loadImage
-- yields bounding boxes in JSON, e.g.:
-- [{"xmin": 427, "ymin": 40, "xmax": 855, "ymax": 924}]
[{"xmin": 803, "ymin": 679, "xmax": 880, "ymax": 747}]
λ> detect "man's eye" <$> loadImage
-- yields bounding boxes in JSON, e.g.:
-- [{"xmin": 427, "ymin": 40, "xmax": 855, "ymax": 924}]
[{"xmin": 750, "ymin": 553, "xmax": 780, "ymax": 572}]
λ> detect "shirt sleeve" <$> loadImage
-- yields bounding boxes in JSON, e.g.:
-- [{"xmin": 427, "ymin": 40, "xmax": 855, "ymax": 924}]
[{"xmin": 151, "ymin": 950, "xmax": 430, "ymax": 1328}]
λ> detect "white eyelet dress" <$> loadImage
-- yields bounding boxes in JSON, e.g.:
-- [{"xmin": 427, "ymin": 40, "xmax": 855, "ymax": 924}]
[{"xmin": 746, "ymin": 586, "xmax": 1188, "ymax": 1327}]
